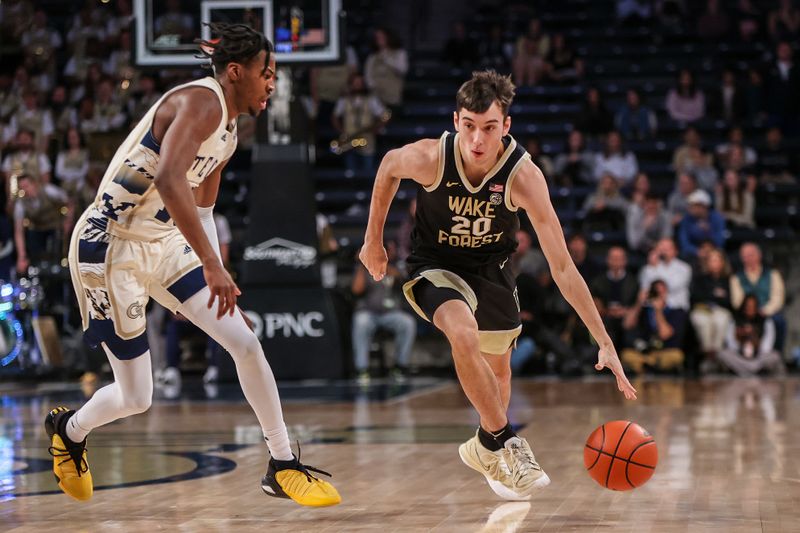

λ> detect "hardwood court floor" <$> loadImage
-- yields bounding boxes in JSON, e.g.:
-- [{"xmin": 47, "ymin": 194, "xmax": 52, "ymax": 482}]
[{"xmin": 2, "ymin": 376, "xmax": 800, "ymax": 532}]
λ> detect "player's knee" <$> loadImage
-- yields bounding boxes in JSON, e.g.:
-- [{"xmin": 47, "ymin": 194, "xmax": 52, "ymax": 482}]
[
  {"xmin": 447, "ymin": 325, "xmax": 480, "ymax": 357},
  {"xmin": 492, "ymin": 362, "xmax": 511, "ymax": 384},
  {"xmin": 123, "ymin": 391, "xmax": 152, "ymax": 414},
  {"xmin": 230, "ymin": 331, "xmax": 262, "ymax": 363}
]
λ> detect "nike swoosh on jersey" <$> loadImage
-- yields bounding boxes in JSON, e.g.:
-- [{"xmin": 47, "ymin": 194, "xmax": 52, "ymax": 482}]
[{"xmin": 446, "ymin": 181, "xmax": 460, "ymax": 187}]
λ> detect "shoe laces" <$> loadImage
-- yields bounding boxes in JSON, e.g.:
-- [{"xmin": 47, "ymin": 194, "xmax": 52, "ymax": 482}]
[
  {"xmin": 293, "ymin": 442, "xmax": 333, "ymax": 483},
  {"xmin": 49, "ymin": 441, "xmax": 88, "ymax": 476},
  {"xmin": 506, "ymin": 441, "xmax": 541, "ymax": 477}
]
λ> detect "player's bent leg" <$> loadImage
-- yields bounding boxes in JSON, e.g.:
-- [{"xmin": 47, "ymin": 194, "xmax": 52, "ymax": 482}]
[
  {"xmin": 433, "ymin": 300, "xmax": 507, "ymax": 430},
  {"xmin": 46, "ymin": 344, "xmax": 153, "ymax": 501},
  {"xmin": 176, "ymin": 287, "xmax": 341, "ymax": 507},
  {"xmin": 482, "ymin": 349, "xmax": 512, "ymax": 412}
]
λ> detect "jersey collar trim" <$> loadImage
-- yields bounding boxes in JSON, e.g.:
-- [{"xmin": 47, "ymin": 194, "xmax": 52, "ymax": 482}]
[{"xmin": 453, "ymin": 133, "xmax": 517, "ymax": 193}]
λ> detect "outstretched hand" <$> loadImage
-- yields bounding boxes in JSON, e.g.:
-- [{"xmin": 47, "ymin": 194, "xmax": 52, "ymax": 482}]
[{"xmin": 595, "ymin": 345, "xmax": 637, "ymax": 400}]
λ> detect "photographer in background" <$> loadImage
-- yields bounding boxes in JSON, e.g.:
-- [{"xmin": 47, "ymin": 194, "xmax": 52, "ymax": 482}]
[{"xmin": 621, "ymin": 279, "xmax": 686, "ymax": 374}]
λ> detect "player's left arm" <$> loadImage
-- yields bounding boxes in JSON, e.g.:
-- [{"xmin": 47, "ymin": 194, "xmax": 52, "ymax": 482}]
[{"xmin": 511, "ymin": 161, "xmax": 637, "ymax": 400}]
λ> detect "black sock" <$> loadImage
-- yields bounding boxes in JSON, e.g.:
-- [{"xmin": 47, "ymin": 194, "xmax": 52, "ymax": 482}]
[
  {"xmin": 272, "ymin": 456, "xmax": 298, "ymax": 469},
  {"xmin": 478, "ymin": 422, "xmax": 516, "ymax": 451}
]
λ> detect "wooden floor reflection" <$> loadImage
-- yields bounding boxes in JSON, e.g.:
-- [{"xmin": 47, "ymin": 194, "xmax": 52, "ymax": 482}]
[{"xmin": 2, "ymin": 376, "xmax": 800, "ymax": 532}]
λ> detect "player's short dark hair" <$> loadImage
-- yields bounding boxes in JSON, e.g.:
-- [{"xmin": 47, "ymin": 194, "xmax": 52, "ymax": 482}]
[
  {"xmin": 456, "ymin": 70, "xmax": 515, "ymax": 117},
  {"xmin": 197, "ymin": 22, "xmax": 274, "ymax": 72}
]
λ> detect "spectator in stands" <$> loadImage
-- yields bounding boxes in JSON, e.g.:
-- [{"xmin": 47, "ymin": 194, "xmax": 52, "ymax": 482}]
[
  {"xmin": 2, "ymin": 129, "xmax": 51, "ymax": 185},
  {"xmin": 106, "ymin": 0, "xmax": 133, "ymax": 40},
  {"xmin": 575, "ymin": 87, "xmax": 614, "ymax": 140},
  {"xmin": 581, "ymin": 174, "xmax": 629, "ymax": 231},
  {"xmin": 591, "ymin": 246, "xmax": 639, "ymax": 350},
  {"xmin": 442, "ymin": 21, "xmax": 478, "ymax": 68},
  {"xmin": 758, "ymin": 126, "xmax": 797, "ymax": 184},
  {"xmin": 21, "ymin": 10, "xmax": 61, "ymax": 73},
  {"xmin": 716, "ymin": 170, "xmax": 756, "ymax": 228},
  {"xmin": 640, "ymin": 237, "xmax": 692, "ymax": 314},
  {"xmin": 567, "ymin": 232, "xmax": 603, "ymax": 282},
  {"xmin": 8, "ymin": 88, "xmax": 54, "ymax": 153},
  {"xmin": 667, "ymin": 172, "xmax": 698, "ymax": 226},
  {"xmin": 627, "ymin": 192, "xmax": 672, "ymax": 254},
  {"xmin": 516, "ymin": 266, "xmax": 586, "ymax": 376},
  {"xmin": 13, "ymin": 173, "xmax": 70, "ymax": 273},
  {"xmin": 712, "ymin": 68, "xmax": 746, "ymax": 123},
  {"xmin": 73, "ymin": 161, "xmax": 104, "ymax": 217},
  {"xmin": 479, "ymin": 24, "xmax": 512, "ymax": 70},
  {"xmin": 666, "ymin": 68, "xmax": 706, "ymax": 123},
  {"xmin": 593, "ymin": 130, "xmax": 638, "ymax": 185},
  {"xmin": 49, "ymin": 85, "xmax": 77, "ymax": 140},
  {"xmin": 715, "ymin": 126, "xmax": 757, "ymax": 169},
  {"xmin": 690, "ymin": 247, "xmax": 733, "ymax": 367},
  {"xmin": 351, "ymin": 241, "xmax": 416, "ymax": 384},
  {"xmin": 512, "ymin": 18, "xmax": 550, "ymax": 87},
  {"xmin": 55, "ymin": 127, "xmax": 89, "ymax": 194},
  {"xmin": 743, "ymin": 67, "xmax": 766, "ymax": 120},
  {"xmin": 105, "ymin": 29, "xmax": 135, "ymax": 88},
  {"xmin": 525, "ymin": 137, "xmax": 554, "ymax": 178},
  {"xmin": 0, "ymin": 73, "xmax": 17, "ymax": 122},
  {"xmin": 80, "ymin": 77, "xmax": 126, "ymax": 134},
  {"xmin": 697, "ymin": 0, "xmax": 731, "ymax": 40},
  {"xmin": 154, "ymin": 0, "xmax": 194, "ymax": 44},
  {"xmin": 545, "ymin": 33, "xmax": 584, "ymax": 83},
  {"xmin": 616, "ymin": 0, "xmax": 653, "ymax": 26},
  {"xmin": 672, "ymin": 127, "xmax": 717, "ymax": 191},
  {"xmin": 311, "ymin": 45, "xmax": 358, "ymax": 130},
  {"xmin": 615, "ymin": 89, "xmax": 658, "ymax": 140},
  {"xmin": 655, "ymin": 0, "xmax": 687, "ymax": 35},
  {"xmin": 622, "ymin": 279, "xmax": 685, "ymax": 374},
  {"xmin": 68, "ymin": 61, "xmax": 103, "ymax": 104},
  {"xmin": 677, "ymin": 189, "xmax": 725, "ymax": 258},
  {"xmin": 731, "ymin": 242, "xmax": 786, "ymax": 351},
  {"xmin": 365, "ymin": 28, "xmax": 409, "ymax": 112},
  {"xmin": 553, "ymin": 129, "xmax": 595, "ymax": 186},
  {"xmin": 733, "ymin": 0, "xmax": 763, "ymax": 43},
  {"xmin": 768, "ymin": 0, "xmax": 800, "ymax": 41},
  {"xmin": 332, "ymin": 73, "xmax": 389, "ymax": 175},
  {"xmin": 717, "ymin": 295, "xmax": 785, "ymax": 376},
  {"xmin": 766, "ymin": 41, "xmax": 800, "ymax": 133},
  {"xmin": 628, "ymin": 172, "xmax": 651, "ymax": 208},
  {"xmin": 719, "ymin": 144, "xmax": 755, "ymax": 176},
  {"xmin": 128, "ymin": 74, "xmax": 162, "ymax": 124},
  {"xmin": 511, "ymin": 229, "xmax": 546, "ymax": 279}
]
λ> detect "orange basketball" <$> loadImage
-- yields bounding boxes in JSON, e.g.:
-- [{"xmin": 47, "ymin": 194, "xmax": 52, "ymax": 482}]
[{"xmin": 584, "ymin": 420, "xmax": 657, "ymax": 491}]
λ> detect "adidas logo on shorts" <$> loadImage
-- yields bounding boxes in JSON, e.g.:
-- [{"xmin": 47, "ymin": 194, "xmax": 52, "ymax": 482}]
[{"xmin": 183, "ymin": 245, "xmax": 192, "ymax": 254}]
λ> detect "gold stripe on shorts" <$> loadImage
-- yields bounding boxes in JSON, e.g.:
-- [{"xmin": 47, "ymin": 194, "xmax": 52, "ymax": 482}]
[
  {"xmin": 402, "ymin": 268, "xmax": 478, "ymax": 322},
  {"xmin": 479, "ymin": 326, "xmax": 522, "ymax": 355}
]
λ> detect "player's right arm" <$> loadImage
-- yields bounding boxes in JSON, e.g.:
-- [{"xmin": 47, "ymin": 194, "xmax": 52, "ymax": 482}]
[
  {"xmin": 360, "ymin": 139, "xmax": 438, "ymax": 281},
  {"xmin": 152, "ymin": 88, "xmax": 239, "ymax": 319}
]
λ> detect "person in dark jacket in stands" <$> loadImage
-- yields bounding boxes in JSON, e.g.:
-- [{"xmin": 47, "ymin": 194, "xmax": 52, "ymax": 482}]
[
  {"xmin": 689, "ymin": 247, "xmax": 733, "ymax": 372},
  {"xmin": 676, "ymin": 189, "xmax": 725, "ymax": 258},
  {"xmin": 591, "ymin": 246, "xmax": 639, "ymax": 351},
  {"xmin": 575, "ymin": 87, "xmax": 613, "ymax": 140}
]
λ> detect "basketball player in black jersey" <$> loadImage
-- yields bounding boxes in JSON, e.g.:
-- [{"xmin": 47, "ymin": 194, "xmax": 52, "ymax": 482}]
[{"xmin": 360, "ymin": 70, "xmax": 636, "ymax": 499}]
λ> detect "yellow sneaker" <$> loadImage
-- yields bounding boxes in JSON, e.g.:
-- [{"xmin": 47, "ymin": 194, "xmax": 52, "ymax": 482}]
[
  {"xmin": 459, "ymin": 431, "xmax": 529, "ymax": 500},
  {"xmin": 261, "ymin": 451, "xmax": 341, "ymax": 507},
  {"xmin": 44, "ymin": 407, "xmax": 93, "ymax": 501}
]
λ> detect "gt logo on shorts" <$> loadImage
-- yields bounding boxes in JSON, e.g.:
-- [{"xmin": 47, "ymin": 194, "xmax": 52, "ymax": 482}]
[{"xmin": 127, "ymin": 302, "xmax": 144, "ymax": 319}]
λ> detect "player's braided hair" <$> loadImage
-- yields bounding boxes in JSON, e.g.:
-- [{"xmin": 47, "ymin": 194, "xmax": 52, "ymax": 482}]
[{"xmin": 196, "ymin": 22, "xmax": 273, "ymax": 73}]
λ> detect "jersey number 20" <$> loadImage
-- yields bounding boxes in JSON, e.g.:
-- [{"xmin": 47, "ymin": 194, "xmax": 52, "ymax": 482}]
[{"xmin": 451, "ymin": 216, "xmax": 491, "ymax": 236}]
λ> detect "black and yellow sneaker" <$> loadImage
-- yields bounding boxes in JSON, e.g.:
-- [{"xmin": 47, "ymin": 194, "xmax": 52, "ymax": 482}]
[
  {"xmin": 261, "ymin": 450, "xmax": 341, "ymax": 507},
  {"xmin": 44, "ymin": 407, "xmax": 93, "ymax": 501}
]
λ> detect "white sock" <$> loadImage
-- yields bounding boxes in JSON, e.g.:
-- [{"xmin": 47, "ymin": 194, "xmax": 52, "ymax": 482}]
[{"xmin": 177, "ymin": 289, "xmax": 294, "ymax": 462}]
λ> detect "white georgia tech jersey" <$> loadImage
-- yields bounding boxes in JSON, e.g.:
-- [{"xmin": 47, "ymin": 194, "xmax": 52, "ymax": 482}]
[{"xmin": 84, "ymin": 76, "xmax": 237, "ymax": 241}]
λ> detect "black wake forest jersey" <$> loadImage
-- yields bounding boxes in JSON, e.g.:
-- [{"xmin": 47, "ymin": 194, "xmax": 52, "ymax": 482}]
[{"xmin": 409, "ymin": 131, "xmax": 530, "ymax": 268}]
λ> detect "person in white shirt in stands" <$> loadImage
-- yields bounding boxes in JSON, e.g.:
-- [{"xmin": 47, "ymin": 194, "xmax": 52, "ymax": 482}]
[
  {"xmin": 593, "ymin": 130, "xmax": 638, "ymax": 186},
  {"xmin": 639, "ymin": 237, "xmax": 692, "ymax": 312}
]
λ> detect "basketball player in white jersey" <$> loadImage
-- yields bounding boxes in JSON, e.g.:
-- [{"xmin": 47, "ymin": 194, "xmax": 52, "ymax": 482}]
[
  {"xmin": 45, "ymin": 23, "xmax": 341, "ymax": 507},
  {"xmin": 360, "ymin": 71, "xmax": 636, "ymax": 499}
]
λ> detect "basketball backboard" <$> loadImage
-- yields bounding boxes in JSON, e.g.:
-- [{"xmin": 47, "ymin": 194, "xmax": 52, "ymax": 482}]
[{"xmin": 133, "ymin": 0, "xmax": 343, "ymax": 67}]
